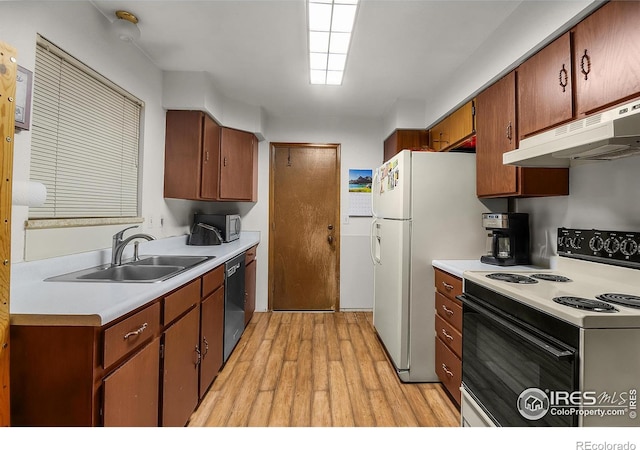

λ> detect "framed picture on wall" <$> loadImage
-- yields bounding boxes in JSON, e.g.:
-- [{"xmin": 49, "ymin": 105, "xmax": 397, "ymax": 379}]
[{"xmin": 15, "ymin": 65, "xmax": 33, "ymax": 130}]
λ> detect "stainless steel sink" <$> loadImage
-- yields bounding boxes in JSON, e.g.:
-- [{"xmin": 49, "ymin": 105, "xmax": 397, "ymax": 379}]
[
  {"xmin": 129, "ymin": 255, "xmax": 210, "ymax": 267},
  {"xmin": 77, "ymin": 264, "xmax": 184, "ymax": 282},
  {"xmin": 45, "ymin": 255, "xmax": 215, "ymax": 283}
]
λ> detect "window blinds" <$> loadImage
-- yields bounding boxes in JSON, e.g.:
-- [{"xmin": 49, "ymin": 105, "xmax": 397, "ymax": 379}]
[{"xmin": 29, "ymin": 41, "xmax": 141, "ymax": 219}]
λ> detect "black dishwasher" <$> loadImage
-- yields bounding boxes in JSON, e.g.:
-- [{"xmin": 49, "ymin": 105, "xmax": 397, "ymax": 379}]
[{"xmin": 224, "ymin": 253, "xmax": 246, "ymax": 362}]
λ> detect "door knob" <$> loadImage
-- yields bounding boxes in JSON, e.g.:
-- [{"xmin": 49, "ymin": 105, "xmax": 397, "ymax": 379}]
[{"xmin": 328, "ymin": 224, "xmax": 334, "ymax": 230}]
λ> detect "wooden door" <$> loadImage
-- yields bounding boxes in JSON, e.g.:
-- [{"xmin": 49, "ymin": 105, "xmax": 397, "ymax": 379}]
[
  {"xmin": 0, "ymin": 41, "xmax": 17, "ymax": 427},
  {"xmin": 476, "ymin": 71, "xmax": 518, "ymax": 197},
  {"xmin": 269, "ymin": 143, "xmax": 340, "ymax": 311},
  {"xmin": 199, "ymin": 286, "xmax": 224, "ymax": 398},
  {"xmin": 162, "ymin": 307, "xmax": 200, "ymax": 426},
  {"xmin": 517, "ymin": 32, "xmax": 573, "ymax": 139},
  {"xmin": 220, "ymin": 127, "xmax": 254, "ymax": 200},
  {"xmin": 103, "ymin": 338, "xmax": 160, "ymax": 427},
  {"xmin": 574, "ymin": 1, "xmax": 640, "ymax": 116}
]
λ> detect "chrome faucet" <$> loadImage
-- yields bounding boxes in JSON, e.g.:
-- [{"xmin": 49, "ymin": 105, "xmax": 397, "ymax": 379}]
[{"xmin": 111, "ymin": 225, "xmax": 155, "ymax": 267}]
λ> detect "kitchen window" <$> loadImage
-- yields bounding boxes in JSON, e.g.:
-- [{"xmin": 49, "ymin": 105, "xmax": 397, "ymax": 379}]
[{"xmin": 28, "ymin": 36, "xmax": 142, "ymax": 220}]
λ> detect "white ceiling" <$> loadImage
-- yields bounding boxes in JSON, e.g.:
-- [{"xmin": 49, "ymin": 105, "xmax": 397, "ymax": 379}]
[{"xmin": 90, "ymin": 1, "xmax": 579, "ymax": 121}]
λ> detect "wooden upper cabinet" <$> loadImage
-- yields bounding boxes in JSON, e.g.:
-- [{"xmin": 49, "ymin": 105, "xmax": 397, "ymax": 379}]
[
  {"xmin": 476, "ymin": 72, "xmax": 518, "ymax": 197},
  {"xmin": 164, "ymin": 110, "xmax": 258, "ymax": 202},
  {"xmin": 383, "ymin": 129, "xmax": 428, "ymax": 162},
  {"xmin": 475, "ymin": 72, "xmax": 569, "ymax": 198},
  {"xmin": 517, "ymin": 32, "xmax": 573, "ymax": 140},
  {"xmin": 220, "ymin": 127, "xmax": 257, "ymax": 201},
  {"xmin": 429, "ymin": 100, "xmax": 475, "ymax": 151},
  {"xmin": 574, "ymin": 1, "xmax": 640, "ymax": 117}
]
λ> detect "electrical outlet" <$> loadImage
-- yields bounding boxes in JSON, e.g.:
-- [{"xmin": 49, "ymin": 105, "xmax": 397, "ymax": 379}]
[
  {"xmin": 148, "ymin": 216, "xmax": 154, "ymax": 228},
  {"xmin": 343, "ymin": 215, "xmax": 350, "ymax": 224}
]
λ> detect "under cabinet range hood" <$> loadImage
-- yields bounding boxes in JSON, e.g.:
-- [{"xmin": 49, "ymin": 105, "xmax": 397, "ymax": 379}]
[{"xmin": 504, "ymin": 99, "xmax": 640, "ymax": 167}]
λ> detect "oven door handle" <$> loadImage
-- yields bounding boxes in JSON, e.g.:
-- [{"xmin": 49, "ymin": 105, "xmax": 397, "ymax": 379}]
[{"xmin": 458, "ymin": 294, "xmax": 576, "ymax": 361}]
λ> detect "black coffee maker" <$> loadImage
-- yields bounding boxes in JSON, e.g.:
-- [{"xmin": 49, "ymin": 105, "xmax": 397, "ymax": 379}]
[{"xmin": 480, "ymin": 213, "xmax": 531, "ymax": 266}]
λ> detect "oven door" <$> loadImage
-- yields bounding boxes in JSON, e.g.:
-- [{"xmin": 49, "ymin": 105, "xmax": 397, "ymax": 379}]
[{"xmin": 460, "ymin": 293, "xmax": 578, "ymax": 426}]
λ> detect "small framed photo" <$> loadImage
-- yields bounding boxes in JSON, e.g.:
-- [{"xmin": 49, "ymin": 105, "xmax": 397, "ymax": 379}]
[{"xmin": 15, "ymin": 65, "xmax": 33, "ymax": 130}]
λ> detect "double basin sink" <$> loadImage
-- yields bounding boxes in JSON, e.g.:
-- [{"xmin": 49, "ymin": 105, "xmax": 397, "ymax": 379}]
[{"xmin": 46, "ymin": 255, "xmax": 215, "ymax": 283}]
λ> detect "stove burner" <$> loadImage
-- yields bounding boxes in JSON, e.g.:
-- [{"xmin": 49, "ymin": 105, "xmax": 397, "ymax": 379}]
[
  {"xmin": 553, "ymin": 296, "xmax": 618, "ymax": 313},
  {"xmin": 596, "ymin": 293, "xmax": 640, "ymax": 309},
  {"xmin": 486, "ymin": 273, "xmax": 538, "ymax": 284},
  {"xmin": 530, "ymin": 273, "xmax": 572, "ymax": 282}
]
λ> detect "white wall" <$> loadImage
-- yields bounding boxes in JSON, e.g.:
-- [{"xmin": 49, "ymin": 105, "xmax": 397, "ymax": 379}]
[
  {"xmin": 0, "ymin": 1, "xmax": 197, "ymax": 262},
  {"xmin": 265, "ymin": 114, "xmax": 384, "ymax": 309},
  {"xmin": 517, "ymin": 158, "xmax": 640, "ymax": 266},
  {"xmin": 424, "ymin": 0, "xmax": 600, "ymax": 127}
]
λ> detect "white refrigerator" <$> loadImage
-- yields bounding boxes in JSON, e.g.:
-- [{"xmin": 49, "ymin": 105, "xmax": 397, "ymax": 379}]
[{"xmin": 370, "ymin": 149, "xmax": 505, "ymax": 382}]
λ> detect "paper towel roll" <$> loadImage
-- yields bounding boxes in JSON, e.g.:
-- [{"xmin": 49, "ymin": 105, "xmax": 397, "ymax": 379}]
[{"xmin": 12, "ymin": 181, "xmax": 47, "ymax": 207}]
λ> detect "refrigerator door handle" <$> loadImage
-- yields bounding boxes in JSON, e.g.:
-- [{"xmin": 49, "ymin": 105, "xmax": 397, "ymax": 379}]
[
  {"xmin": 370, "ymin": 219, "xmax": 381, "ymax": 265},
  {"xmin": 371, "ymin": 169, "xmax": 379, "ymax": 218}
]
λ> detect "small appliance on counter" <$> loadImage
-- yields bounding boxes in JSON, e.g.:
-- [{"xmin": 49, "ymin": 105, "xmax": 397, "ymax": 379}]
[
  {"xmin": 187, "ymin": 222, "xmax": 223, "ymax": 246},
  {"xmin": 480, "ymin": 212, "xmax": 530, "ymax": 266},
  {"xmin": 193, "ymin": 213, "xmax": 241, "ymax": 242}
]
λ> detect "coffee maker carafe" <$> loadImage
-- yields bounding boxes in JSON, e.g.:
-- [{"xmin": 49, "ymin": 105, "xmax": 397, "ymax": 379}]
[{"xmin": 480, "ymin": 213, "xmax": 530, "ymax": 266}]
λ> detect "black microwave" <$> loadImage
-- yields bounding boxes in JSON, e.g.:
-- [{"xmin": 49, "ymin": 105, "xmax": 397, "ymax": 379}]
[{"xmin": 193, "ymin": 213, "xmax": 241, "ymax": 242}]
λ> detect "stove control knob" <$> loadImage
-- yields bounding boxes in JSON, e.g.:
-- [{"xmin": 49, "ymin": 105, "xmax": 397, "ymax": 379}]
[
  {"xmin": 604, "ymin": 237, "xmax": 620, "ymax": 255},
  {"xmin": 571, "ymin": 236, "xmax": 583, "ymax": 249},
  {"xmin": 620, "ymin": 238, "xmax": 638, "ymax": 256},
  {"xmin": 589, "ymin": 236, "xmax": 604, "ymax": 252}
]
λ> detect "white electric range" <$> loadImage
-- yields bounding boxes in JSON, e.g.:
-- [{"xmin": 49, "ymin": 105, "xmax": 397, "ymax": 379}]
[{"xmin": 459, "ymin": 228, "xmax": 640, "ymax": 427}]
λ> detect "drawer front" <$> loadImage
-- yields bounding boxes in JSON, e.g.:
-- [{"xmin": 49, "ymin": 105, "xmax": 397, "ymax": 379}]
[
  {"xmin": 435, "ymin": 313, "xmax": 462, "ymax": 358},
  {"xmin": 434, "ymin": 268, "xmax": 462, "ymax": 301},
  {"xmin": 202, "ymin": 265, "xmax": 224, "ymax": 298},
  {"xmin": 435, "ymin": 291, "xmax": 462, "ymax": 331},
  {"xmin": 103, "ymin": 302, "xmax": 161, "ymax": 369},
  {"xmin": 164, "ymin": 279, "xmax": 201, "ymax": 325},
  {"xmin": 435, "ymin": 337, "xmax": 462, "ymax": 406},
  {"xmin": 245, "ymin": 245, "xmax": 257, "ymax": 265}
]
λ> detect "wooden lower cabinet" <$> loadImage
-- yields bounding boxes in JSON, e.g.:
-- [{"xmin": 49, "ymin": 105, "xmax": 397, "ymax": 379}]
[
  {"xmin": 434, "ymin": 268, "xmax": 463, "ymax": 406},
  {"xmin": 199, "ymin": 286, "xmax": 224, "ymax": 398},
  {"xmin": 9, "ymin": 259, "xmax": 245, "ymax": 426},
  {"xmin": 244, "ymin": 246, "xmax": 257, "ymax": 326},
  {"xmin": 103, "ymin": 338, "xmax": 160, "ymax": 427},
  {"xmin": 161, "ymin": 306, "xmax": 201, "ymax": 427}
]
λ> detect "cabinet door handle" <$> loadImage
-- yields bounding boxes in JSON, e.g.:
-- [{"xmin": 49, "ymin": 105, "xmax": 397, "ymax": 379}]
[
  {"xmin": 442, "ymin": 281, "xmax": 454, "ymax": 291},
  {"xmin": 123, "ymin": 322, "xmax": 148, "ymax": 340},
  {"xmin": 194, "ymin": 345, "xmax": 202, "ymax": 367},
  {"xmin": 205, "ymin": 151, "xmax": 209, "ymax": 162},
  {"xmin": 506, "ymin": 121, "xmax": 513, "ymax": 141},
  {"xmin": 441, "ymin": 305, "xmax": 454, "ymax": 317},
  {"xmin": 580, "ymin": 49, "xmax": 591, "ymax": 81},
  {"xmin": 442, "ymin": 363, "xmax": 454, "ymax": 378},
  {"xmin": 559, "ymin": 64, "xmax": 568, "ymax": 92},
  {"xmin": 441, "ymin": 329, "xmax": 454, "ymax": 341},
  {"xmin": 202, "ymin": 336, "xmax": 209, "ymax": 357},
  {"xmin": 223, "ymin": 157, "xmax": 228, "ymax": 167}
]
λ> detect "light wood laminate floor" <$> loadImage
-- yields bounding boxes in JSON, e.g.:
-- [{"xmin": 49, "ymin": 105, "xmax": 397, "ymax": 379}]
[{"xmin": 188, "ymin": 311, "xmax": 460, "ymax": 427}]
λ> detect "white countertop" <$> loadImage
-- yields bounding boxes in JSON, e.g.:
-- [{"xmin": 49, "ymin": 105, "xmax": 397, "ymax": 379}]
[
  {"xmin": 10, "ymin": 231, "xmax": 260, "ymax": 327},
  {"xmin": 432, "ymin": 259, "xmax": 543, "ymax": 278}
]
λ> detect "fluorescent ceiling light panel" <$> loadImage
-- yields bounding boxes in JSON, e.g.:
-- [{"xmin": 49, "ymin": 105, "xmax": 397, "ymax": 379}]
[{"xmin": 308, "ymin": 0, "xmax": 358, "ymax": 85}]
